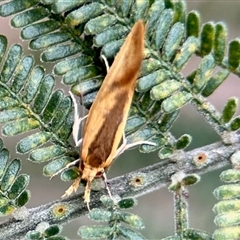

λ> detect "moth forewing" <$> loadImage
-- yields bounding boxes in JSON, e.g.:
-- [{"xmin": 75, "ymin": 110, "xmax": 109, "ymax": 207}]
[
  {"xmin": 64, "ymin": 20, "xmax": 145, "ymax": 208},
  {"xmin": 82, "ymin": 20, "xmax": 145, "ymax": 167}
]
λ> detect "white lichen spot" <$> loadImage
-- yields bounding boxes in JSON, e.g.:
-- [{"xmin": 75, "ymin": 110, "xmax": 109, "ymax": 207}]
[{"xmin": 12, "ymin": 206, "xmax": 29, "ymax": 220}]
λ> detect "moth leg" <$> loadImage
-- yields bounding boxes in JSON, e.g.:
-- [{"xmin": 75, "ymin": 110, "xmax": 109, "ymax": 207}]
[
  {"xmin": 69, "ymin": 91, "xmax": 88, "ymax": 146},
  {"xmin": 84, "ymin": 181, "xmax": 92, "ymax": 211},
  {"xmin": 50, "ymin": 159, "xmax": 80, "ymax": 180},
  {"xmin": 102, "ymin": 172, "xmax": 114, "ymax": 201},
  {"xmin": 62, "ymin": 177, "xmax": 81, "ymax": 198},
  {"xmin": 114, "ymin": 133, "xmax": 156, "ymax": 158},
  {"xmin": 101, "ymin": 55, "xmax": 110, "ymax": 72}
]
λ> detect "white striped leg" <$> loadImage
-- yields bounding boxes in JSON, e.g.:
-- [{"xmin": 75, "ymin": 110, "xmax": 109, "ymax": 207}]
[
  {"xmin": 114, "ymin": 133, "xmax": 156, "ymax": 159},
  {"xmin": 69, "ymin": 91, "xmax": 88, "ymax": 147}
]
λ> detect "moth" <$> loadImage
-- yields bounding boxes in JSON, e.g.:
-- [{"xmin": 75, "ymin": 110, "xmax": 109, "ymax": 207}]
[{"xmin": 64, "ymin": 20, "xmax": 151, "ymax": 209}]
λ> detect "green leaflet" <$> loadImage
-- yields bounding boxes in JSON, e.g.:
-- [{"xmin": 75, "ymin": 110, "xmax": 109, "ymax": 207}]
[
  {"xmin": 172, "ymin": 0, "xmax": 186, "ymax": 23},
  {"xmin": 146, "ymin": 1, "xmax": 165, "ymax": 36},
  {"xmin": 2, "ymin": 118, "xmax": 40, "ymax": 136},
  {"xmin": 54, "ymin": 55, "xmax": 92, "ymax": 75},
  {"xmin": 200, "ymin": 22, "xmax": 215, "ymax": 55},
  {"xmin": 125, "ymin": 115, "xmax": 147, "ymax": 134},
  {"xmin": 11, "ymin": 7, "xmax": 50, "ymax": 28},
  {"xmin": 17, "ymin": 132, "xmax": 52, "ymax": 154},
  {"xmin": 22, "ymin": 66, "xmax": 45, "ymax": 104},
  {"xmin": 228, "ymin": 39, "xmax": 240, "ymax": 70},
  {"xmin": 230, "ymin": 117, "xmax": 240, "ymax": 131},
  {"xmin": 8, "ymin": 174, "xmax": 29, "ymax": 200},
  {"xmin": 65, "ymin": 3, "xmax": 104, "ymax": 27},
  {"xmin": 33, "ymin": 75, "xmax": 55, "ymax": 114},
  {"xmin": 158, "ymin": 147, "xmax": 174, "ymax": 159},
  {"xmin": 71, "ymin": 77, "xmax": 102, "ymax": 96},
  {"xmin": 137, "ymin": 69, "xmax": 172, "ymax": 92},
  {"xmin": 140, "ymin": 58, "xmax": 163, "ymax": 77},
  {"xmin": 202, "ymin": 69, "xmax": 230, "ymax": 97},
  {"xmin": 213, "ymin": 226, "xmax": 240, "ymax": 240},
  {"xmin": 221, "ymin": 97, "xmax": 238, "ymax": 124},
  {"xmin": 151, "ymin": 79, "xmax": 182, "ymax": 100},
  {"xmin": 89, "ymin": 209, "xmax": 112, "ymax": 222},
  {"xmin": 51, "ymin": 96, "xmax": 72, "ymax": 132},
  {"xmin": 29, "ymin": 146, "xmax": 67, "ymax": 163},
  {"xmin": 85, "ymin": 14, "xmax": 117, "ymax": 35},
  {"xmin": 62, "ymin": 66, "xmax": 98, "ymax": 85},
  {"xmin": 94, "ymin": 24, "xmax": 128, "ymax": 47},
  {"xmin": 118, "ymin": 0, "xmax": 132, "ymax": 18},
  {"xmin": 1, "ymin": 159, "xmax": 21, "ymax": 191},
  {"xmin": 163, "ymin": 22, "xmax": 184, "ymax": 61},
  {"xmin": 140, "ymin": 134, "xmax": 166, "ymax": 153},
  {"xmin": 158, "ymin": 110, "xmax": 179, "ymax": 132},
  {"xmin": 61, "ymin": 168, "xmax": 79, "ymax": 182},
  {"xmin": 214, "ymin": 185, "xmax": 240, "ymax": 200},
  {"xmin": 41, "ymin": 43, "xmax": 81, "ymax": 62},
  {"xmin": 213, "ymin": 199, "xmax": 240, "ymax": 214},
  {"xmin": 154, "ymin": 9, "xmax": 174, "ymax": 50},
  {"xmin": 11, "ymin": 56, "xmax": 34, "ymax": 93},
  {"xmin": 0, "ymin": 35, "xmax": 7, "ymax": 64},
  {"xmin": 0, "ymin": 148, "xmax": 9, "ymax": 179},
  {"xmin": 0, "ymin": 108, "xmax": 28, "ymax": 124},
  {"xmin": 220, "ymin": 169, "xmax": 240, "ymax": 183},
  {"xmin": 30, "ymin": 32, "xmax": 71, "ymax": 50},
  {"xmin": 43, "ymin": 156, "xmax": 73, "ymax": 177},
  {"xmin": 101, "ymin": 39, "xmax": 124, "ymax": 58},
  {"xmin": 52, "ymin": 0, "xmax": 86, "ymax": 14},
  {"xmin": 162, "ymin": 91, "xmax": 192, "ymax": 113},
  {"xmin": 215, "ymin": 212, "xmax": 240, "ymax": 228},
  {"xmin": 0, "ymin": 0, "xmax": 38, "ymax": 17},
  {"xmin": 214, "ymin": 22, "xmax": 227, "ymax": 63},
  {"xmin": 119, "ymin": 226, "xmax": 145, "ymax": 240},
  {"xmin": 186, "ymin": 11, "xmax": 200, "ymax": 38},
  {"xmin": 21, "ymin": 20, "xmax": 60, "ymax": 40},
  {"xmin": 42, "ymin": 90, "xmax": 64, "ymax": 123},
  {"xmin": 120, "ymin": 212, "xmax": 145, "ymax": 229},
  {"xmin": 0, "ymin": 31, "xmax": 74, "ymax": 175},
  {"xmin": 183, "ymin": 229, "xmax": 213, "ymax": 240},
  {"xmin": 0, "ymin": 44, "xmax": 22, "ymax": 83},
  {"xmin": 176, "ymin": 134, "xmax": 192, "ymax": 150},
  {"xmin": 173, "ymin": 36, "xmax": 199, "ymax": 71},
  {"xmin": 138, "ymin": 91, "xmax": 155, "ymax": 112},
  {"xmin": 193, "ymin": 55, "xmax": 215, "ymax": 93},
  {"xmin": 132, "ymin": 0, "xmax": 149, "ymax": 22},
  {"xmin": 126, "ymin": 124, "xmax": 158, "ymax": 145},
  {"xmin": 79, "ymin": 226, "xmax": 112, "ymax": 239}
]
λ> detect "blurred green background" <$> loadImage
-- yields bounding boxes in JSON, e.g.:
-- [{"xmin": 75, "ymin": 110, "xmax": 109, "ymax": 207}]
[{"xmin": 0, "ymin": 1, "xmax": 240, "ymax": 239}]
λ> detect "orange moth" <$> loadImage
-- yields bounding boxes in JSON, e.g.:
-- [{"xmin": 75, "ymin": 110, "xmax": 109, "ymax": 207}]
[{"xmin": 65, "ymin": 20, "xmax": 146, "ymax": 208}]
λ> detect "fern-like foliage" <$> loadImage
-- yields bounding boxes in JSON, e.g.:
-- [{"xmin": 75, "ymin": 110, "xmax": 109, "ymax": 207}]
[
  {"xmin": 0, "ymin": 33, "xmax": 80, "ymax": 180},
  {"xmin": 26, "ymin": 223, "xmax": 69, "ymax": 240},
  {"xmin": 0, "ymin": 138, "xmax": 30, "ymax": 216},
  {"xmin": 212, "ymin": 151, "xmax": 240, "ymax": 240},
  {"xmin": 1, "ymin": 0, "xmax": 240, "ymax": 239},
  {"xmin": 79, "ymin": 196, "xmax": 145, "ymax": 239}
]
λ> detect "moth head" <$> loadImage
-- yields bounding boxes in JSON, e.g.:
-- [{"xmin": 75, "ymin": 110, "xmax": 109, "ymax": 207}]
[{"xmin": 81, "ymin": 163, "xmax": 104, "ymax": 183}]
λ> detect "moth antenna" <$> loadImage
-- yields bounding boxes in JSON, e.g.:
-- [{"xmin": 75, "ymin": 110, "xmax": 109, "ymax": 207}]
[{"xmin": 101, "ymin": 55, "xmax": 110, "ymax": 72}]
